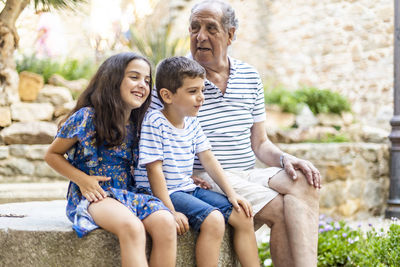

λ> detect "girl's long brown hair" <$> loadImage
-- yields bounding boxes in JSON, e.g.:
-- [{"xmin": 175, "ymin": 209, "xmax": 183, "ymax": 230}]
[{"xmin": 61, "ymin": 52, "xmax": 152, "ymax": 147}]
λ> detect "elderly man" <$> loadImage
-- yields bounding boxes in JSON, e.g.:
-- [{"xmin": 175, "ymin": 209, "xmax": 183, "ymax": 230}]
[{"xmin": 188, "ymin": 1, "xmax": 320, "ymax": 266}]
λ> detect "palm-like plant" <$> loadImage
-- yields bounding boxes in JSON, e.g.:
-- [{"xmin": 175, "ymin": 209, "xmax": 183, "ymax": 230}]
[
  {"xmin": 128, "ymin": 23, "xmax": 190, "ymax": 68},
  {"xmin": 0, "ymin": 0, "xmax": 84, "ymax": 106}
]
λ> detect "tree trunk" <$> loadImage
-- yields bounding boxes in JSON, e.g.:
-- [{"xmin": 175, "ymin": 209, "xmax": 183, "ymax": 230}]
[{"xmin": 0, "ymin": 0, "xmax": 29, "ymax": 105}]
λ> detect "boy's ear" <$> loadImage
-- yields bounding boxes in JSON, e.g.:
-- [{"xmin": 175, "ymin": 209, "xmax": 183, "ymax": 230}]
[{"xmin": 159, "ymin": 88, "xmax": 173, "ymax": 104}]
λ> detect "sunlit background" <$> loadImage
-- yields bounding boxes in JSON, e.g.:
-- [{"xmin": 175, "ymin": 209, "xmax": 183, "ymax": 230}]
[{"xmin": 16, "ymin": 0, "xmax": 160, "ymax": 60}]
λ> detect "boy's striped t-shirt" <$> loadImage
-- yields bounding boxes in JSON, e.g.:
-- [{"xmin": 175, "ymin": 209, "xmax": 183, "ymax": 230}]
[
  {"xmin": 134, "ymin": 109, "xmax": 211, "ymax": 194},
  {"xmin": 150, "ymin": 57, "xmax": 266, "ymax": 171}
]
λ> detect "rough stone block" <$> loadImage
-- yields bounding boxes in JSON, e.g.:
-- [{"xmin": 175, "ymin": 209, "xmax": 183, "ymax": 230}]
[
  {"xmin": 9, "ymin": 144, "xmax": 48, "ymax": 160},
  {"xmin": 0, "ymin": 183, "xmax": 68, "ymax": 203},
  {"xmin": 338, "ymin": 199, "xmax": 361, "ymax": 217},
  {"xmin": 0, "ymin": 158, "xmax": 35, "ymax": 176},
  {"xmin": 325, "ymin": 164, "xmax": 350, "ymax": 181},
  {"xmin": 0, "ymin": 121, "xmax": 57, "ymax": 144},
  {"xmin": 37, "ymin": 85, "xmax": 73, "ymax": 107},
  {"xmin": 0, "ymin": 107, "xmax": 11, "ymax": 127},
  {"xmin": 11, "ymin": 102, "xmax": 54, "ymax": 122},
  {"xmin": 48, "ymin": 74, "xmax": 88, "ymax": 93},
  {"xmin": 34, "ymin": 161, "xmax": 64, "ymax": 178},
  {"xmin": 0, "ymin": 146, "xmax": 9, "ymax": 159},
  {"xmin": 265, "ymin": 107, "xmax": 295, "ymax": 129},
  {"xmin": 0, "ymin": 201, "xmax": 238, "ymax": 266},
  {"xmin": 54, "ymin": 100, "xmax": 76, "ymax": 117},
  {"xmin": 18, "ymin": 71, "xmax": 44, "ymax": 102}
]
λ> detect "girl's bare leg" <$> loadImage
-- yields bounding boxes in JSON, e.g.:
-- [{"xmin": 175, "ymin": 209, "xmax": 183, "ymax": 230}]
[{"xmin": 88, "ymin": 197, "xmax": 148, "ymax": 267}]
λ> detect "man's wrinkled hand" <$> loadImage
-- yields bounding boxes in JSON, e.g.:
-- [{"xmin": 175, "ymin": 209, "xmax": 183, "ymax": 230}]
[{"xmin": 283, "ymin": 154, "xmax": 321, "ymax": 189}]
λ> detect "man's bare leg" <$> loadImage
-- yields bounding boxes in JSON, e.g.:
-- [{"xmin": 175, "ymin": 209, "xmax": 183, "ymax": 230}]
[
  {"xmin": 255, "ymin": 195, "xmax": 294, "ymax": 267},
  {"xmin": 269, "ymin": 170, "xmax": 319, "ymax": 267}
]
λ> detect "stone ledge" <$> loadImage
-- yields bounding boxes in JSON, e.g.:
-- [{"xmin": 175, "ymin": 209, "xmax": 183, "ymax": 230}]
[
  {"xmin": 0, "ymin": 201, "xmax": 237, "ymax": 266},
  {"xmin": 0, "ymin": 182, "xmax": 68, "ymax": 204}
]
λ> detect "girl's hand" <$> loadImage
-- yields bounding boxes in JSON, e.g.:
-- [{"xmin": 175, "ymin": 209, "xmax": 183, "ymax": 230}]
[
  {"xmin": 173, "ymin": 211, "xmax": 189, "ymax": 235},
  {"xmin": 228, "ymin": 193, "xmax": 253, "ymax": 218},
  {"xmin": 78, "ymin": 175, "xmax": 111, "ymax": 202}
]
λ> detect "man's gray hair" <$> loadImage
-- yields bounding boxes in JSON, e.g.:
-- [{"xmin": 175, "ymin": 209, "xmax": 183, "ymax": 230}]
[{"xmin": 190, "ymin": 0, "xmax": 239, "ymax": 39}]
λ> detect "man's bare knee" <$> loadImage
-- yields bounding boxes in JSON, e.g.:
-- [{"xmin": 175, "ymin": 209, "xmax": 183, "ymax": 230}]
[
  {"xmin": 255, "ymin": 194, "xmax": 285, "ymax": 227},
  {"xmin": 289, "ymin": 171, "xmax": 319, "ymax": 199}
]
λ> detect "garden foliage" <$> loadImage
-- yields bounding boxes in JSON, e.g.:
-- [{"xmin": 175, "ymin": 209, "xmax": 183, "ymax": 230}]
[
  {"xmin": 258, "ymin": 215, "xmax": 400, "ymax": 266},
  {"xmin": 16, "ymin": 54, "xmax": 96, "ymax": 83},
  {"xmin": 264, "ymin": 87, "xmax": 351, "ymax": 115}
]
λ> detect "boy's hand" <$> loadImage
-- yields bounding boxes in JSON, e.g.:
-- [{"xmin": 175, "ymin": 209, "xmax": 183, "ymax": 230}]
[
  {"xmin": 192, "ymin": 175, "xmax": 212, "ymax": 189},
  {"xmin": 78, "ymin": 175, "xmax": 111, "ymax": 202},
  {"xmin": 228, "ymin": 193, "xmax": 253, "ymax": 218},
  {"xmin": 174, "ymin": 211, "xmax": 189, "ymax": 235}
]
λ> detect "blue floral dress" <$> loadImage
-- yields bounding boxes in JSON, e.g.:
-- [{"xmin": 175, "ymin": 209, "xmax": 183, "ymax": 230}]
[{"xmin": 56, "ymin": 107, "xmax": 168, "ymax": 237}]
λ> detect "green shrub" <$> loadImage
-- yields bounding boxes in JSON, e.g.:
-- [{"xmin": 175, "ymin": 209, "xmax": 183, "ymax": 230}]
[
  {"xmin": 258, "ymin": 216, "xmax": 400, "ymax": 267},
  {"xmin": 264, "ymin": 87, "xmax": 351, "ymax": 115},
  {"xmin": 264, "ymin": 88, "xmax": 302, "ymax": 114},
  {"xmin": 16, "ymin": 54, "xmax": 96, "ymax": 83},
  {"xmin": 258, "ymin": 240, "xmax": 272, "ymax": 266}
]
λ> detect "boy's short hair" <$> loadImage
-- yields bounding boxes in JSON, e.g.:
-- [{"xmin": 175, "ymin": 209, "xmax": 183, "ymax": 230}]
[{"xmin": 156, "ymin": 56, "xmax": 206, "ymax": 103}]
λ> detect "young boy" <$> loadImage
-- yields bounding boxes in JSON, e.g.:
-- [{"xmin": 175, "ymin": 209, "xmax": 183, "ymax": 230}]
[{"xmin": 134, "ymin": 56, "xmax": 260, "ymax": 267}]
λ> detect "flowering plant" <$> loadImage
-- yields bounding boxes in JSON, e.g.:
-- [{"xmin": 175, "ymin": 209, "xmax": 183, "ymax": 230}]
[{"xmin": 258, "ymin": 215, "xmax": 400, "ymax": 267}]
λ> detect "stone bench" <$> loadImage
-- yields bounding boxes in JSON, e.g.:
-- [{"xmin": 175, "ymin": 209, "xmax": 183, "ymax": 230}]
[{"xmin": 0, "ymin": 200, "xmax": 238, "ymax": 266}]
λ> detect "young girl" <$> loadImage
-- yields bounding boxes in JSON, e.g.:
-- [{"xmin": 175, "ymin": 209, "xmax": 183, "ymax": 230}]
[{"xmin": 45, "ymin": 52, "xmax": 176, "ymax": 267}]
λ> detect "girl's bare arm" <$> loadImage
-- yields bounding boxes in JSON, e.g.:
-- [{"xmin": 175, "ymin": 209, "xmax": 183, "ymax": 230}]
[{"xmin": 45, "ymin": 137, "xmax": 109, "ymax": 202}]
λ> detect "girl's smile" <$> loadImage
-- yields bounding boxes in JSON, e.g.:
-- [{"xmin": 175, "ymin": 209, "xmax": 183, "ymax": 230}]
[{"xmin": 120, "ymin": 59, "xmax": 151, "ymax": 111}]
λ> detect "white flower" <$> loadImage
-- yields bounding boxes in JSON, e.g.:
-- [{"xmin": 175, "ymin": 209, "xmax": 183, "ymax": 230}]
[{"xmin": 263, "ymin": 259, "xmax": 273, "ymax": 266}]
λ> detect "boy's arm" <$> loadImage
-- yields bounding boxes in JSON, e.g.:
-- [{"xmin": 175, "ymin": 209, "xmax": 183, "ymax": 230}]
[
  {"xmin": 197, "ymin": 149, "xmax": 252, "ymax": 217},
  {"xmin": 146, "ymin": 160, "xmax": 189, "ymax": 235},
  {"xmin": 45, "ymin": 137, "xmax": 110, "ymax": 202}
]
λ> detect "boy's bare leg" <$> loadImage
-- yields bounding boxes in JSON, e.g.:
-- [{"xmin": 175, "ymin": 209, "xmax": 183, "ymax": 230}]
[
  {"xmin": 88, "ymin": 197, "xmax": 148, "ymax": 267},
  {"xmin": 228, "ymin": 209, "xmax": 260, "ymax": 267},
  {"xmin": 142, "ymin": 210, "xmax": 177, "ymax": 267},
  {"xmin": 196, "ymin": 210, "xmax": 225, "ymax": 267}
]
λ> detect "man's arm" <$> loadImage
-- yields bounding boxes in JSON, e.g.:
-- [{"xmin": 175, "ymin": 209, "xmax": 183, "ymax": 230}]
[
  {"xmin": 250, "ymin": 121, "xmax": 321, "ymax": 188},
  {"xmin": 197, "ymin": 150, "xmax": 252, "ymax": 217},
  {"xmin": 146, "ymin": 160, "xmax": 189, "ymax": 235}
]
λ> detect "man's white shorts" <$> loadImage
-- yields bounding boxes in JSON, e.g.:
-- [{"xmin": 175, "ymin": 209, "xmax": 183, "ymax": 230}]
[{"xmin": 193, "ymin": 167, "xmax": 282, "ymax": 216}]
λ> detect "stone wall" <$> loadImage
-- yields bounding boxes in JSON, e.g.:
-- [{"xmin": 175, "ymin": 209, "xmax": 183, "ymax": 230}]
[
  {"xmin": 258, "ymin": 0, "xmax": 393, "ymax": 131},
  {"xmin": 0, "ymin": 145, "xmax": 63, "ymax": 183},
  {"xmin": 0, "ymin": 142, "xmax": 390, "ymax": 219},
  {"xmin": 257, "ymin": 143, "xmax": 390, "ymax": 219}
]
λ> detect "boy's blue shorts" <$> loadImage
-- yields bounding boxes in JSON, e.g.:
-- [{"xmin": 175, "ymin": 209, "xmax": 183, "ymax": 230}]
[{"xmin": 170, "ymin": 187, "xmax": 233, "ymax": 232}]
